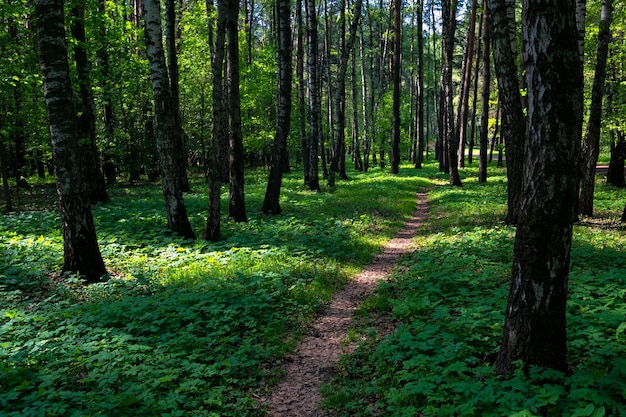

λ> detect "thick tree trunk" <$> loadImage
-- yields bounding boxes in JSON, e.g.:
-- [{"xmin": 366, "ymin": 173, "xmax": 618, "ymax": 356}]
[
  {"xmin": 69, "ymin": 3, "xmax": 109, "ymax": 204},
  {"xmin": 579, "ymin": 0, "xmax": 614, "ymax": 216},
  {"xmin": 263, "ymin": 0, "xmax": 292, "ymax": 214},
  {"xmin": 390, "ymin": 0, "xmax": 401, "ymax": 174},
  {"xmin": 204, "ymin": 0, "xmax": 226, "ymax": 241},
  {"xmin": 442, "ymin": 0, "xmax": 462, "ymax": 186},
  {"xmin": 226, "ymin": 0, "xmax": 247, "ymax": 222},
  {"xmin": 478, "ymin": 3, "xmax": 490, "ymax": 183},
  {"xmin": 487, "ymin": 0, "xmax": 525, "ymax": 224},
  {"xmin": 306, "ymin": 0, "xmax": 321, "ymax": 192},
  {"xmin": 35, "ymin": 0, "xmax": 107, "ymax": 283},
  {"xmin": 496, "ymin": 0, "xmax": 583, "ymax": 375},
  {"xmin": 143, "ymin": 0, "xmax": 195, "ymax": 239}
]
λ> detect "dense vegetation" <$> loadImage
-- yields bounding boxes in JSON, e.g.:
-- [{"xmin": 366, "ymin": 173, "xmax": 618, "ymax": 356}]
[
  {"xmin": 2, "ymin": 163, "xmax": 625, "ymax": 416},
  {"xmin": 323, "ymin": 166, "xmax": 626, "ymax": 416},
  {"xmin": 1, "ymin": 165, "xmax": 426, "ymax": 416}
]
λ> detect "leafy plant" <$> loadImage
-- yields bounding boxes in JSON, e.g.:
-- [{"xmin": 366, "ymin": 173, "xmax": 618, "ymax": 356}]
[{"xmin": 323, "ymin": 166, "xmax": 626, "ymax": 417}]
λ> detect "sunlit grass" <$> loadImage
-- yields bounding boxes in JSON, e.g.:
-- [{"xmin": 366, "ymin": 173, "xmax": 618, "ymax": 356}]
[{"xmin": 0, "ymin": 162, "xmax": 430, "ymax": 417}]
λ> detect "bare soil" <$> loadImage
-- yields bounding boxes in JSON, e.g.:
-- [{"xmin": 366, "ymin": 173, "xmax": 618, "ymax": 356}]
[{"xmin": 261, "ymin": 191, "xmax": 429, "ymax": 416}]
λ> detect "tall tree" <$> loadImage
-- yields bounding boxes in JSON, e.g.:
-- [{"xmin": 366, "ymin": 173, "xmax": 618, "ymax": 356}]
[
  {"xmin": 143, "ymin": 0, "xmax": 195, "ymax": 239},
  {"xmin": 390, "ymin": 0, "xmax": 401, "ymax": 174},
  {"xmin": 579, "ymin": 0, "xmax": 614, "ymax": 216},
  {"xmin": 441, "ymin": 0, "xmax": 462, "ymax": 185},
  {"xmin": 296, "ymin": 0, "xmax": 310, "ymax": 184},
  {"xmin": 487, "ymin": 0, "xmax": 526, "ymax": 224},
  {"xmin": 165, "ymin": 0, "xmax": 190, "ymax": 192},
  {"xmin": 69, "ymin": 2, "xmax": 109, "ymax": 204},
  {"xmin": 478, "ymin": 2, "xmax": 490, "ymax": 183},
  {"xmin": 205, "ymin": 0, "xmax": 226, "ymax": 241},
  {"xmin": 329, "ymin": 0, "xmax": 363, "ymax": 184},
  {"xmin": 496, "ymin": 0, "xmax": 583, "ymax": 374},
  {"xmin": 306, "ymin": 0, "xmax": 321, "ymax": 192},
  {"xmin": 263, "ymin": 0, "xmax": 292, "ymax": 214},
  {"xmin": 226, "ymin": 0, "xmax": 247, "ymax": 222},
  {"xmin": 35, "ymin": 0, "xmax": 107, "ymax": 283},
  {"xmin": 455, "ymin": 0, "xmax": 478, "ymax": 168},
  {"xmin": 415, "ymin": 0, "xmax": 425, "ymax": 169}
]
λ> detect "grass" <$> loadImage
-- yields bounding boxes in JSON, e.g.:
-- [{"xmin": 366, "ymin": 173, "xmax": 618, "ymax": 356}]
[
  {"xmin": 2, "ymin": 162, "xmax": 625, "ymax": 416},
  {"xmin": 0, "ymin": 164, "xmax": 429, "ymax": 417},
  {"xmin": 322, "ymin": 166, "xmax": 626, "ymax": 417}
]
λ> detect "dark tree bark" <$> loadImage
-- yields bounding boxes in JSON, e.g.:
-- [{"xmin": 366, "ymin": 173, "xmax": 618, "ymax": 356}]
[
  {"xmin": 263, "ymin": 0, "xmax": 292, "ymax": 214},
  {"xmin": 442, "ymin": 0, "xmax": 462, "ymax": 186},
  {"xmin": 0, "ymin": 134, "xmax": 13, "ymax": 212},
  {"xmin": 579, "ymin": 0, "xmax": 614, "ymax": 216},
  {"xmin": 35, "ymin": 0, "xmax": 108, "ymax": 283},
  {"xmin": 390, "ymin": 0, "xmax": 401, "ymax": 174},
  {"xmin": 225, "ymin": 0, "xmax": 247, "ymax": 222},
  {"xmin": 143, "ymin": 0, "xmax": 195, "ymax": 239},
  {"xmin": 487, "ymin": 0, "xmax": 526, "ymax": 224},
  {"xmin": 204, "ymin": 0, "xmax": 226, "ymax": 241},
  {"xmin": 69, "ymin": 3, "xmax": 109, "ymax": 204},
  {"xmin": 478, "ymin": 2, "xmax": 490, "ymax": 183},
  {"xmin": 606, "ymin": 131, "xmax": 626, "ymax": 188},
  {"xmin": 496, "ymin": 0, "xmax": 583, "ymax": 374},
  {"xmin": 306, "ymin": 0, "xmax": 321, "ymax": 192}
]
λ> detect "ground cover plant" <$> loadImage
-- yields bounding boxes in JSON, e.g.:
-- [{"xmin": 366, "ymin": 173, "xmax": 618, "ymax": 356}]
[
  {"xmin": 322, "ymin": 168, "xmax": 626, "ymax": 417},
  {"xmin": 0, "ymin": 166, "xmax": 429, "ymax": 417}
]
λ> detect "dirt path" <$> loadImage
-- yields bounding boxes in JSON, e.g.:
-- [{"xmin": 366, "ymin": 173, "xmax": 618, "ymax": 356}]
[{"xmin": 262, "ymin": 191, "xmax": 429, "ymax": 416}]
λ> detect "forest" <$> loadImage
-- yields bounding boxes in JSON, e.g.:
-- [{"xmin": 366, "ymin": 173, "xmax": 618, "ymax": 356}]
[{"xmin": 1, "ymin": 0, "xmax": 625, "ymax": 415}]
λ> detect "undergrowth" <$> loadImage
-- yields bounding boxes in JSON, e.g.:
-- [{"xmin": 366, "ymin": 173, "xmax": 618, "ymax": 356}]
[
  {"xmin": 0, "ymin": 165, "xmax": 428, "ymax": 417},
  {"xmin": 322, "ymin": 168, "xmax": 626, "ymax": 417}
]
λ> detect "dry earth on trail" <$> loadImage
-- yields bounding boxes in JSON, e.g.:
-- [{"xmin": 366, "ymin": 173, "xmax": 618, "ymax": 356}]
[{"xmin": 261, "ymin": 191, "xmax": 429, "ymax": 417}]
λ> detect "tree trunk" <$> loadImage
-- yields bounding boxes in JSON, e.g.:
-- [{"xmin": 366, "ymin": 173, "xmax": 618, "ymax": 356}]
[
  {"xmin": 455, "ymin": 0, "xmax": 478, "ymax": 169},
  {"xmin": 204, "ymin": 0, "xmax": 226, "ymax": 241},
  {"xmin": 165, "ymin": 0, "xmax": 190, "ymax": 192},
  {"xmin": 390, "ymin": 0, "xmax": 401, "ymax": 174},
  {"xmin": 359, "ymin": 27, "xmax": 371, "ymax": 172},
  {"xmin": 306, "ymin": 0, "xmax": 321, "ymax": 192},
  {"xmin": 225, "ymin": 0, "xmax": 247, "ymax": 222},
  {"xmin": 579, "ymin": 0, "xmax": 614, "ymax": 216},
  {"xmin": 478, "ymin": 3, "xmax": 490, "ymax": 183},
  {"xmin": 442, "ymin": 0, "xmax": 462, "ymax": 186},
  {"xmin": 352, "ymin": 47, "xmax": 363, "ymax": 171},
  {"xmin": 415, "ymin": 0, "xmax": 425, "ymax": 169},
  {"xmin": 0, "ymin": 134, "xmax": 13, "ymax": 212},
  {"xmin": 263, "ymin": 0, "xmax": 292, "ymax": 214},
  {"xmin": 487, "ymin": 0, "xmax": 525, "ymax": 224},
  {"xmin": 496, "ymin": 0, "xmax": 583, "ymax": 374},
  {"xmin": 143, "ymin": 0, "xmax": 195, "ymax": 239},
  {"xmin": 606, "ymin": 131, "xmax": 626, "ymax": 188},
  {"xmin": 69, "ymin": 3, "xmax": 109, "ymax": 204},
  {"xmin": 35, "ymin": 0, "xmax": 107, "ymax": 283},
  {"xmin": 296, "ymin": 0, "xmax": 310, "ymax": 184}
]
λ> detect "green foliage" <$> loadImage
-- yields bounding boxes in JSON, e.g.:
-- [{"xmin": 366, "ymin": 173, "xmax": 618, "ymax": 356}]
[
  {"xmin": 322, "ymin": 169, "xmax": 626, "ymax": 417},
  {"xmin": 0, "ymin": 165, "xmax": 428, "ymax": 416}
]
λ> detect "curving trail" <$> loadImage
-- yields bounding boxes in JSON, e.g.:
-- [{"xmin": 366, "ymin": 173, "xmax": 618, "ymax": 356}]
[{"xmin": 263, "ymin": 191, "xmax": 429, "ymax": 416}]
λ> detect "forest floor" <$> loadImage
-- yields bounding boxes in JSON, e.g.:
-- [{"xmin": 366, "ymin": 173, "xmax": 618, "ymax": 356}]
[{"xmin": 262, "ymin": 191, "xmax": 429, "ymax": 416}]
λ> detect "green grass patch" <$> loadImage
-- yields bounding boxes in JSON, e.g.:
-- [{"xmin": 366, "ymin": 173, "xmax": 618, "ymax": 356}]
[
  {"xmin": 0, "ymin": 164, "xmax": 428, "ymax": 416},
  {"xmin": 322, "ymin": 170, "xmax": 626, "ymax": 417}
]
